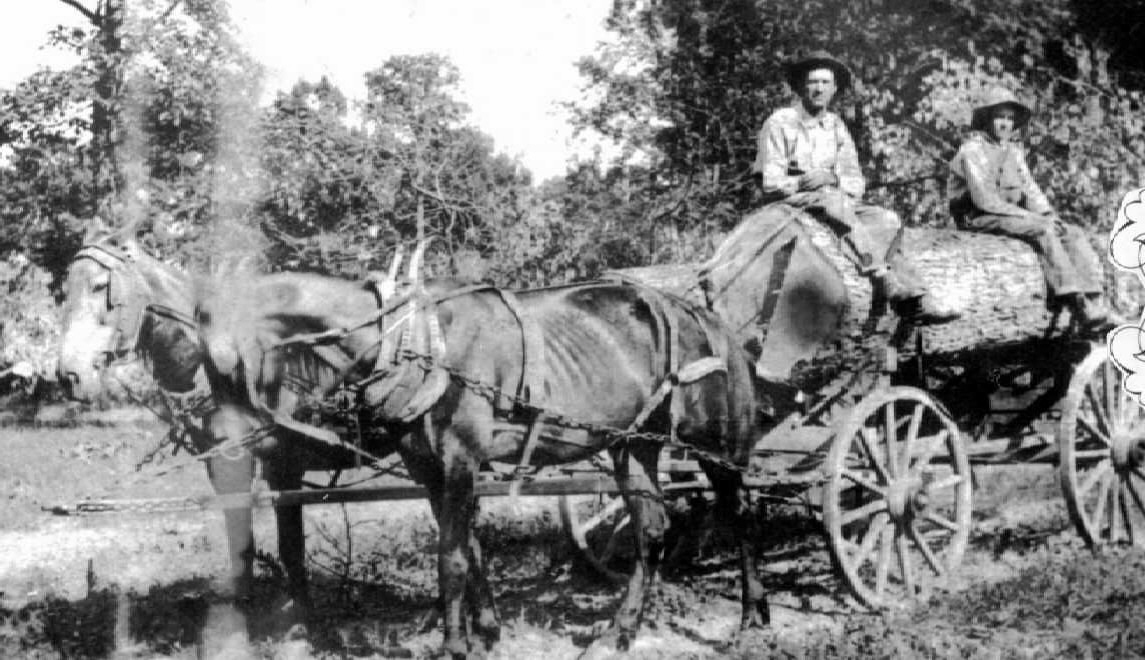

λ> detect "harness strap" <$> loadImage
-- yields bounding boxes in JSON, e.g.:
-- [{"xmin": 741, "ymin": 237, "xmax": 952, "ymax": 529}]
[
  {"xmin": 632, "ymin": 285, "xmax": 680, "ymax": 440},
  {"xmin": 491, "ymin": 289, "xmax": 546, "ymax": 412},
  {"xmin": 489, "ymin": 289, "xmax": 549, "ymax": 482}
]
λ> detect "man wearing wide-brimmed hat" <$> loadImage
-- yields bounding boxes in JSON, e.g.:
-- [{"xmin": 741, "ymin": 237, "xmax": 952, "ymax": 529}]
[
  {"xmin": 948, "ymin": 87, "xmax": 1112, "ymax": 330},
  {"xmin": 754, "ymin": 51, "xmax": 957, "ymax": 324}
]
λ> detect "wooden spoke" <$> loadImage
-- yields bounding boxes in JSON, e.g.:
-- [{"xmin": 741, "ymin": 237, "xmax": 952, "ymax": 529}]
[
  {"xmin": 1086, "ymin": 383, "xmax": 1113, "ymax": 438},
  {"xmin": 910, "ymin": 430, "xmax": 949, "ymax": 473},
  {"xmin": 908, "ymin": 521, "xmax": 945, "ymax": 577},
  {"xmin": 901, "ymin": 403, "xmax": 924, "ymax": 475},
  {"xmin": 1074, "ymin": 449, "xmax": 1114, "ymax": 461},
  {"xmin": 1077, "ymin": 415, "xmax": 1113, "ymax": 447},
  {"xmin": 842, "ymin": 469, "xmax": 886, "ymax": 496},
  {"xmin": 1119, "ymin": 475, "xmax": 1137, "ymax": 546},
  {"xmin": 1079, "ymin": 461, "xmax": 1113, "ymax": 498},
  {"xmin": 1125, "ymin": 473, "xmax": 1145, "ymax": 545},
  {"xmin": 1110, "ymin": 475, "xmax": 1123, "ymax": 543},
  {"xmin": 580, "ymin": 497, "xmax": 627, "ymax": 533},
  {"xmin": 859, "ymin": 427, "xmax": 891, "ymax": 485},
  {"xmin": 598, "ymin": 515, "xmax": 630, "ymax": 562},
  {"xmin": 840, "ymin": 498, "xmax": 888, "ymax": 527},
  {"xmin": 884, "ymin": 402, "xmax": 898, "ymax": 478},
  {"xmin": 1091, "ymin": 471, "xmax": 1113, "ymax": 538},
  {"xmin": 896, "ymin": 531, "xmax": 915, "ymax": 595},
  {"xmin": 925, "ymin": 474, "xmax": 964, "ymax": 493},
  {"xmin": 875, "ymin": 523, "xmax": 892, "ymax": 595},
  {"xmin": 923, "ymin": 511, "xmax": 960, "ymax": 533},
  {"xmin": 851, "ymin": 512, "xmax": 889, "ymax": 569},
  {"xmin": 1120, "ymin": 386, "xmax": 1138, "ymax": 428},
  {"xmin": 1105, "ymin": 361, "xmax": 1121, "ymax": 433}
]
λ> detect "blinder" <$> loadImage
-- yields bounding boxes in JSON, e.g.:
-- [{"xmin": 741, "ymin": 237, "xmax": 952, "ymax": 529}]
[{"xmin": 73, "ymin": 244, "xmax": 152, "ymax": 366}]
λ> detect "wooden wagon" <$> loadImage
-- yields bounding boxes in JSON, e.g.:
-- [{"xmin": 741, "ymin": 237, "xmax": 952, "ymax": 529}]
[{"xmin": 558, "ymin": 204, "xmax": 1142, "ymax": 608}]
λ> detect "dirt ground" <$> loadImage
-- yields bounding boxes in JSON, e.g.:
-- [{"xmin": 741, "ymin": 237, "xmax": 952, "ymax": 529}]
[{"xmin": 1, "ymin": 421, "xmax": 1141, "ymax": 659}]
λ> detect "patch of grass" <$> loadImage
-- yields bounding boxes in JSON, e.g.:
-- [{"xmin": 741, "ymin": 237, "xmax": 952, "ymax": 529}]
[{"xmin": 747, "ymin": 545, "xmax": 1145, "ymax": 659}]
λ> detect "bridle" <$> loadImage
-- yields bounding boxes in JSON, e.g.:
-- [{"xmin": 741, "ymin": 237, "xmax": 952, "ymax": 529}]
[{"xmin": 70, "ymin": 243, "xmax": 195, "ymax": 368}]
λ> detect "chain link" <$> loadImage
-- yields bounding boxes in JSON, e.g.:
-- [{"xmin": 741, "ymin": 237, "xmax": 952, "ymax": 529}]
[{"xmin": 390, "ymin": 348, "xmax": 763, "ymax": 480}]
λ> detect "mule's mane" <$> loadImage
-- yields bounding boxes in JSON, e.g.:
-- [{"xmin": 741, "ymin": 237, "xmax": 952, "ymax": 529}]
[{"xmin": 242, "ymin": 272, "xmax": 378, "ymax": 332}]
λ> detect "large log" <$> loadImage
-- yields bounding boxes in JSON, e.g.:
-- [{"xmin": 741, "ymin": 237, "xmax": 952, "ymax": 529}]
[{"xmin": 612, "ymin": 206, "xmax": 1088, "ymax": 384}]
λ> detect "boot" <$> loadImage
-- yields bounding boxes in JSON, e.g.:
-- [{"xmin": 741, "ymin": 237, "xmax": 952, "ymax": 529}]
[{"xmin": 1068, "ymin": 294, "xmax": 1116, "ymax": 334}]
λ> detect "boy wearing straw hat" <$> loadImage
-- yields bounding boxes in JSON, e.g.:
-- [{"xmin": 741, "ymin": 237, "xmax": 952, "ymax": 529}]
[
  {"xmin": 948, "ymin": 88, "xmax": 1112, "ymax": 331},
  {"xmin": 754, "ymin": 51, "xmax": 958, "ymax": 324}
]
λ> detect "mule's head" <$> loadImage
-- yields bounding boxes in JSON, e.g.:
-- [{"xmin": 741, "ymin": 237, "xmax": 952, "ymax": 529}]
[
  {"xmin": 57, "ymin": 221, "xmax": 148, "ymax": 401},
  {"xmin": 194, "ymin": 262, "xmax": 262, "ymax": 390}
]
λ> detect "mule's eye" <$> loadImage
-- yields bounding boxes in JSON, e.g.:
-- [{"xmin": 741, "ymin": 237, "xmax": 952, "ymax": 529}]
[{"xmin": 92, "ymin": 281, "xmax": 108, "ymax": 293}]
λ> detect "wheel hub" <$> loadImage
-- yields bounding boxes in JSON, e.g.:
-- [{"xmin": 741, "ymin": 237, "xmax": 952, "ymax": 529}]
[
  {"xmin": 887, "ymin": 476, "xmax": 925, "ymax": 521},
  {"xmin": 1111, "ymin": 432, "xmax": 1145, "ymax": 470}
]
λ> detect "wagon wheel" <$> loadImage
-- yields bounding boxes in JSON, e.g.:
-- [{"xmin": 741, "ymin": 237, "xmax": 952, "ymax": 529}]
[
  {"xmin": 823, "ymin": 386, "xmax": 972, "ymax": 609},
  {"xmin": 1060, "ymin": 344, "xmax": 1145, "ymax": 547},
  {"xmin": 559, "ymin": 451, "xmax": 707, "ymax": 584},
  {"xmin": 559, "ymin": 491, "xmax": 633, "ymax": 585}
]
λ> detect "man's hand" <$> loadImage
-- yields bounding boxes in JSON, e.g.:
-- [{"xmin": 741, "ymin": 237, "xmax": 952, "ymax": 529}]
[{"xmin": 798, "ymin": 168, "xmax": 837, "ymax": 191}]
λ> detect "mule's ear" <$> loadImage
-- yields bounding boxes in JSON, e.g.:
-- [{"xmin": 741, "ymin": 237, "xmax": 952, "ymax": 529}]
[
  {"xmin": 407, "ymin": 238, "xmax": 433, "ymax": 284},
  {"xmin": 387, "ymin": 244, "xmax": 405, "ymax": 283}
]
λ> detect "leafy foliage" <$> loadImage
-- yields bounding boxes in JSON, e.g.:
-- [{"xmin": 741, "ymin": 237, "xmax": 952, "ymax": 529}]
[{"xmin": 569, "ymin": 0, "xmax": 1145, "ymax": 258}]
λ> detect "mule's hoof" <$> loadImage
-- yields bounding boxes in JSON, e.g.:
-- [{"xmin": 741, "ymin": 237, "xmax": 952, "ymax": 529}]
[
  {"xmin": 740, "ymin": 600, "xmax": 771, "ymax": 629},
  {"xmin": 577, "ymin": 638, "xmax": 623, "ymax": 660},
  {"xmin": 476, "ymin": 623, "xmax": 501, "ymax": 651},
  {"xmin": 273, "ymin": 638, "xmax": 313, "ymax": 660}
]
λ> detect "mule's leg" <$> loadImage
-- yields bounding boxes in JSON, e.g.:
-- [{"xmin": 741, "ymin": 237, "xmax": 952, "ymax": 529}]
[
  {"xmin": 402, "ymin": 449, "xmax": 501, "ymax": 647},
  {"xmin": 465, "ymin": 513, "xmax": 500, "ymax": 648},
  {"xmin": 264, "ymin": 457, "xmax": 311, "ymax": 620},
  {"xmin": 203, "ymin": 406, "xmax": 257, "ymax": 603},
  {"xmin": 606, "ymin": 443, "xmax": 667, "ymax": 651},
  {"xmin": 708, "ymin": 465, "xmax": 769, "ymax": 628},
  {"xmin": 435, "ymin": 442, "xmax": 480, "ymax": 659}
]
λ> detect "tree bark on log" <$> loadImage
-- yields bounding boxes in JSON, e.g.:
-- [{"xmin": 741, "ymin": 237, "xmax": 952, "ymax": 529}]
[{"xmin": 611, "ymin": 206, "xmax": 1083, "ymax": 383}]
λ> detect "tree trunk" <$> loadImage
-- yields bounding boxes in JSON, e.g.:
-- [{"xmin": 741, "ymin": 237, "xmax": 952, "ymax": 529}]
[
  {"xmin": 612, "ymin": 209, "xmax": 1078, "ymax": 368},
  {"xmin": 91, "ymin": 0, "xmax": 125, "ymax": 216}
]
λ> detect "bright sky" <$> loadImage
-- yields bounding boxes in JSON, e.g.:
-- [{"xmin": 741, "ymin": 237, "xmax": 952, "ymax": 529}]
[{"xmin": 1, "ymin": 0, "xmax": 614, "ymax": 181}]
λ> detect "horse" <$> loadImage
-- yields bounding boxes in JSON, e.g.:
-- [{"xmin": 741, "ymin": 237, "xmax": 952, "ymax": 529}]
[
  {"xmin": 55, "ymin": 221, "xmax": 413, "ymax": 618},
  {"xmin": 195, "ymin": 267, "xmax": 767, "ymax": 658}
]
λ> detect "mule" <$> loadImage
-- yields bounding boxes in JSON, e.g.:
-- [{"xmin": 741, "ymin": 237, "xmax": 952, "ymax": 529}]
[
  {"xmin": 55, "ymin": 222, "xmax": 407, "ymax": 617},
  {"xmin": 196, "ymin": 269, "xmax": 767, "ymax": 657}
]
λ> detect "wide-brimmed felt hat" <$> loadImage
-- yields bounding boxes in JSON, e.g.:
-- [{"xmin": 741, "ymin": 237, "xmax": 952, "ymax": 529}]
[
  {"xmin": 784, "ymin": 50, "xmax": 852, "ymax": 93},
  {"xmin": 971, "ymin": 88, "xmax": 1032, "ymax": 131}
]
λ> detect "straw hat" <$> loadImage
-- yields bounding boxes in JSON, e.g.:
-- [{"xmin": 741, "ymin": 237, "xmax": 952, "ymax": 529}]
[
  {"xmin": 784, "ymin": 50, "xmax": 853, "ymax": 93},
  {"xmin": 971, "ymin": 88, "xmax": 1032, "ymax": 131}
]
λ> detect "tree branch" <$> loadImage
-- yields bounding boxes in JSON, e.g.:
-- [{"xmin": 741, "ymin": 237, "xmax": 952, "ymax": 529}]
[{"xmin": 57, "ymin": 0, "xmax": 99, "ymax": 25}]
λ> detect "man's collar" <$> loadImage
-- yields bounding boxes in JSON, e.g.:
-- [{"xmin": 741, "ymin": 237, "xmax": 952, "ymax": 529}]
[
  {"xmin": 792, "ymin": 100, "xmax": 832, "ymax": 127},
  {"xmin": 972, "ymin": 130, "xmax": 1013, "ymax": 148}
]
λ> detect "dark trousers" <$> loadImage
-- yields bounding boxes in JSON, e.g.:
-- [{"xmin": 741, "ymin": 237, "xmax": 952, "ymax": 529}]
[{"xmin": 959, "ymin": 212, "xmax": 1102, "ymax": 298}]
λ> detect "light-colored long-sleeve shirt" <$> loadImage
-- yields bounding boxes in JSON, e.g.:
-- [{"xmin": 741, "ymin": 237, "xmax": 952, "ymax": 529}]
[
  {"xmin": 948, "ymin": 132, "xmax": 1053, "ymax": 217},
  {"xmin": 752, "ymin": 102, "xmax": 865, "ymax": 200}
]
